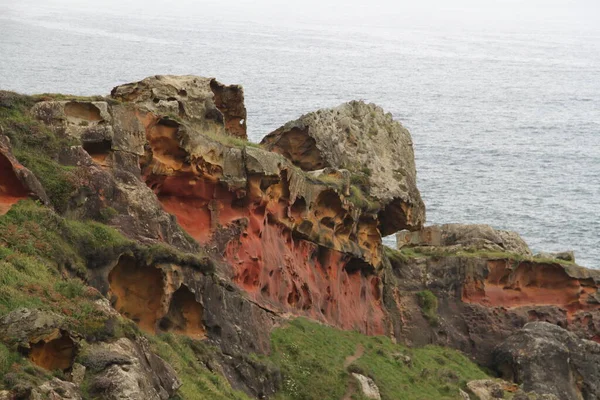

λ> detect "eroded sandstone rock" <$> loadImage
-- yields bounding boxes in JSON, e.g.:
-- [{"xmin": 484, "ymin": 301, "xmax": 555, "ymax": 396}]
[
  {"xmin": 386, "ymin": 252, "xmax": 600, "ymax": 367},
  {"xmin": 261, "ymin": 100, "xmax": 425, "ymax": 234},
  {"xmin": 111, "ymin": 75, "xmax": 247, "ymax": 139}
]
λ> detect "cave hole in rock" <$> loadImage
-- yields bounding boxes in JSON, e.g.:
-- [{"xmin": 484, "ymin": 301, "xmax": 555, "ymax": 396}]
[
  {"xmin": 344, "ymin": 257, "xmax": 375, "ymax": 276},
  {"xmin": 158, "ymin": 285, "xmax": 206, "ymax": 339},
  {"xmin": 378, "ymin": 198, "xmax": 409, "ymax": 236},
  {"xmin": 29, "ymin": 334, "xmax": 75, "ymax": 371},
  {"xmin": 290, "ymin": 197, "xmax": 307, "ymax": 219},
  {"xmin": 0, "ymin": 153, "xmax": 28, "ymax": 215},
  {"xmin": 108, "ymin": 255, "xmax": 166, "ymax": 332},
  {"xmin": 82, "ymin": 139, "xmax": 112, "ymax": 164}
]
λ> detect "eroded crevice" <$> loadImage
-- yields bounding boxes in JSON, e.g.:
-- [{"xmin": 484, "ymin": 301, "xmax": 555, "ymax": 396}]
[
  {"xmin": 0, "ymin": 152, "xmax": 28, "ymax": 215},
  {"xmin": 265, "ymin": 128, "xmax": 328, "ymax": 171},
  {"xmin": 159, "ymin": 285, "xmax": 206, "ymax": 339},
  {"xmin": 209, "ymin": 79, "xmax": 247, "ymax": 139},
  {"xmin": 29, "ymin": 334, "xmax": 75, "ymax": 371},
  {"xmin": 107, "ymin": 255, "xmax": 166, "ymax": 332}
]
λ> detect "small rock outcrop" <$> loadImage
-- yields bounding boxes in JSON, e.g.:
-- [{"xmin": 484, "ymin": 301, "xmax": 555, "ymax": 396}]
[
  {"xmin": 397, "ymin": 223, "xmax": 532, "ymax": 255},
  {"xmin": 494, "ymin": 322, "xmax": 600, "ymax": 400},
  {"xmin": 351, "ymin": 373, "xmax": 381, "ymax": 399},
  {"xmin": 82, "ymin": 337, "xmax": 181, "ymax": 400},
  {"xmin": 111, "ymin": 75, "xmax": 247, "ymax": 139}
]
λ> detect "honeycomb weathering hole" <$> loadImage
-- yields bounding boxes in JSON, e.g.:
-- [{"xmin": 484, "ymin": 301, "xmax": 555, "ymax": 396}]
[
  {"xmin": 266, "ymin": 128, "xmax": 327, "ymax": 171},
  {"xmin": 158, "ymin": 285, "xmax": 206, "ymax": 339},
  {"xmin": 0, "ymin": 153, "xmax": 28, "ymax": 215},
  {"xmin": 64, "ymin": 101, "xmax": 102, "ymax": 121},
  {"xmin": 108, "ymin": 256, "xmax": 166, "ymax": 332},
  {"xmin": 29, "ymin": 335, "xmax": 75, "ymax": 371}
]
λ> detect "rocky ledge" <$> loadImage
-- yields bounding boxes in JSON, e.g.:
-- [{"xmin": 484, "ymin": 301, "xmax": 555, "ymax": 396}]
[{"xmin": 0, "ymin": 75, "xmax": 597, "ymax": 400}]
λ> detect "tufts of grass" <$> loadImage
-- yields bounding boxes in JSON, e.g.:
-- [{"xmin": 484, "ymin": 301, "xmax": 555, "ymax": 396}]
[
  {"xmin": 416, "ymin": 290, "xmax": 439, "ymax": 326},
  {"xmin": 347, "ymin": 185, "xmax": 380, "ymax": 212},
  {"xmin": 0, "ymin": 343, "xmax": 20, "ymax": 376},
  {"xmin": 201, "ymin": 128, "xmax": 260, "ymax": 149},
  {"xmin": 262, "ymin": 318, "xmax": 488, "ymax": 400}
]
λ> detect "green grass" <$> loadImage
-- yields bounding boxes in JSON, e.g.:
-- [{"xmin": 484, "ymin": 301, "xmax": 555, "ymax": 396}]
[
  {"xmin": 0, "ymin": 200, "xmax": 132, "ymax": 275},
  {"xmin": 416, "ymin": 290, "xmax": 438, "ymax": 325},
  {"xmin": 149, "ymin": 333, "xmax": 251, "ymax": 400},
  {"xmin": 0, "ymin": 90, "xmax": 78, "ymax": 212},
  {"xmin": 0, "ymin": 343, "xmax": 20, "ymax": 376},
  {"xmin": 347, "ymin": 185, "xmax": 380, "ymax": 213},
  {"xmin": 263, "ymin": 318, "xmax": 488, "ymax": 400}
]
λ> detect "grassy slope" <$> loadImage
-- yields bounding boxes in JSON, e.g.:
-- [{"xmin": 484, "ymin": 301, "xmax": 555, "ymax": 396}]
[{"xmin": 264, "ymin": 318, "xmax": 488, "ymax": 400}]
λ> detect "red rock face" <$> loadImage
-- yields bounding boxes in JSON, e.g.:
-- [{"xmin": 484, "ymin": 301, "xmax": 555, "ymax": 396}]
[
  {"xmin": 225, "ymin": 219, "xmax": 385, "ymax": 335},
  {"xmin": 462, "ymin": 260, "xmax": 600, "ymax": 319},
  {"xmin": 145, "ymin": 170, "xmax": 386, "ymax": 334},
  {"xmin": 0, "ymin": 152, "xmax": 28, "ymax": 215}
]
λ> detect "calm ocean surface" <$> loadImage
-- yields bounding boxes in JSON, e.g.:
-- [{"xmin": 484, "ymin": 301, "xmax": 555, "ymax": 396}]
[{"xmin": 1, "ymin": 1, "xmax": 599, "ymax": 267}]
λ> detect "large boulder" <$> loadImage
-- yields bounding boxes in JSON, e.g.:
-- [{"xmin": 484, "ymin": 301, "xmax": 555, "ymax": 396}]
[
  {"xmin": 261, "ymin": 100, "xmax": 425, "ymax": 234},
  {"xmin": 494, "ymin": 321, "xmax": 600, "ymax": 400}
]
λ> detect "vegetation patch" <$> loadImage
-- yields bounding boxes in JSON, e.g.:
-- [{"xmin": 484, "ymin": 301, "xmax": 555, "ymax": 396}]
[
  {"xmin": 261, "ymin": 318, "xmax": 488, "ymax": 400},
  {"xmin": 416, "ymin": 290, "xmax": 439, "ymax": 325},
  {"xmin": 0, "ymin": 90, "xmax": 78, "ymax": 212},
  {"xmin": 149, "ymin": 333, "xmax": 251, "ymax": 400}
]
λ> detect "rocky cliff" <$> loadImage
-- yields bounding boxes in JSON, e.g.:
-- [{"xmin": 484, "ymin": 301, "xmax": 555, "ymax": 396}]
[{"xmin": 0, "ymin": 75, "xmax": 597, "ymax": 400}]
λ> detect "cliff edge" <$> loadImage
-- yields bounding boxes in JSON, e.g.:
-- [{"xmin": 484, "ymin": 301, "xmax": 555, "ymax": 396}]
[{"xmin": 0, "ymin": 76, "xmax": 597, "ymax": 400}]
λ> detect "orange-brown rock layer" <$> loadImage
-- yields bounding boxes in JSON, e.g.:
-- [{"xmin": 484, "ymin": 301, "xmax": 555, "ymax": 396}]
[
  {"xmin": 0, "ymin": 151, "xmax": 29, "ymax": 215},
  {"xmin": 462, "ymin": 260, "xmax": 600, "ymax": 319}
]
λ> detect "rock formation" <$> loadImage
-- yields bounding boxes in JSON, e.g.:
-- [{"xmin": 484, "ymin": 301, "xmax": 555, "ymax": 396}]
[
  {"xmin": 0, "ymin": 76, "xmax": 598, "ymax": 399},
  {"xmin": 261, "ymin": 101, "xmax": 426, "ymax": 234},
  {"xmin": 495, "ymin": 322, "xmax": 600, "ymax": 399}
]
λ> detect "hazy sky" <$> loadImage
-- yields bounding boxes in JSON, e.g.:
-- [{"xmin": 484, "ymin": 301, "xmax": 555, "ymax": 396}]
[{"xmin": 9, "ymin": 0, "xmax": 600, "ymax": 32}]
